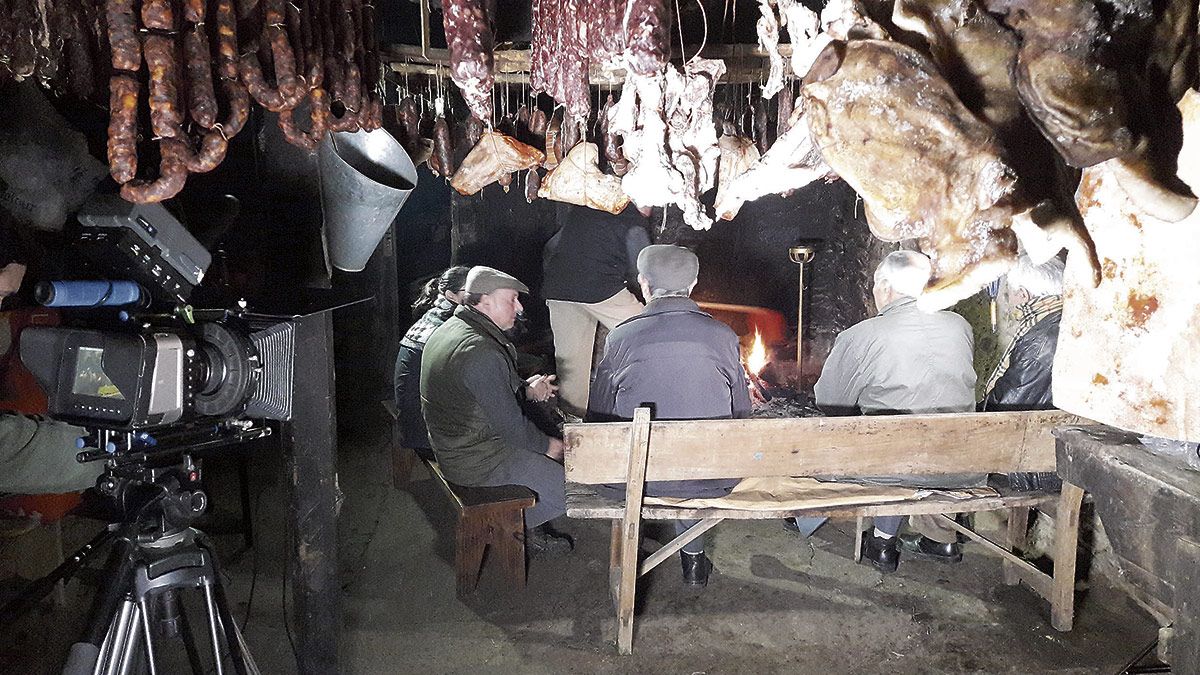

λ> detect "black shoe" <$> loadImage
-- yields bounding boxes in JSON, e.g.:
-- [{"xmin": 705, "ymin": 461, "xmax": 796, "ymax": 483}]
[
  {"xmin": 525, "ymin": 525, "xmax": 574, "ymax": 557},
  {"xmin": 860, "ymin": 531, "xmax": 900, "ymax": 574},
  {"xmin": 680, "ymin": 551, "xmax": 712, "ymax": 587},
  {"xmin": 899, "ymin": 534, "xmax": 963, "ymax": 563}
]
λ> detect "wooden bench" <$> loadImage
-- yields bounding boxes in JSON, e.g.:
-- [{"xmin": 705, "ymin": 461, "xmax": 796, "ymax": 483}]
[
  {"xmin": 383, "ymin": 400, "xmax": 536, "ymax": 598},
  {"xmin": 564, "ymin": 407, "xmax": 1087, "ymax": 654}
]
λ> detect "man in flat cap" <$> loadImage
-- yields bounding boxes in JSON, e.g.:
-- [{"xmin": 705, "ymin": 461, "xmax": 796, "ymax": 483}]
[
  {"xmin": 588, "ymin": 245, "xmax": 751, "ymax": 587},
  {"xmin": 421, "ymin": 266, "xmax": 571, "ymax": 555}
]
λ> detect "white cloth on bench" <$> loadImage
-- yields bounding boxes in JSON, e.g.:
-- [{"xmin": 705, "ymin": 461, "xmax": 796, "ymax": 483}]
[{"xmin": 642, "ymin": 476, "xmax": 996, "ymax": 511}]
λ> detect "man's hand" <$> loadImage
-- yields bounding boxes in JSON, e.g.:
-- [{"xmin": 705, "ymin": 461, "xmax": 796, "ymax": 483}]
[
  {"xmin": 525, "ymin": 374, "xmax": 558, "ymax": 403},
  {"xmin": 546, "ymin": 437, "xmax": 565, "ymax": 461},
  {"xmin": 0, "ymin": 263, "xmax": 26, "ymax": 300}
]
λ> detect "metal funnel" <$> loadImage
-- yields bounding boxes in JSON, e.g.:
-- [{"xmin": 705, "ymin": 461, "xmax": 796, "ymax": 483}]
[{"xmin": 319, "ymin": 129, "xmax": 418, "ymax": 272}]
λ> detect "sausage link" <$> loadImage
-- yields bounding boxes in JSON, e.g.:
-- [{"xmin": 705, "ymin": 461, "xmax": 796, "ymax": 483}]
[
  {"xmin": 105, "ymin": 0, "xmax": 140, "ymax": 71},
  {"xmin": 214, "ymin": 0, "xmax": 240, "ymax": 79},
  {"xmin": 185, "ymin": 130, "xmax": 230, "ymax": 172},
  {"xmin": 144, "ymin": 34, "xmax": 185, "ymax": 139},
  {"xmin": 433, "ymin": 116, "xmax": 454, "ymax": 175},
  {"xmin": 121, "ymin": 139, "xmax": 189, "ymax": 203},
  {"xmin": 141, "ymin": 0, "xmax": 175, "ymax": 31},
  {"xmin": 107, "ymin": 73, "xmax": 140, "ymax": 184},
  {"xmin": 216, "ymin": 77, "xmax": 250, "ymax": 137},
  {"xmin": 183, "ymin": 0, "xmax": 205, "ymax": 23},
  {"xmin": 525, "ymin": 168, "xmax": 540, "ymax": 203},
  {"xmin": 279, "ymin": 106, "xmax": 317, "ymax": 150},
  {"xmin": 307, "ymin": 87, "xmax": 329, "ymax": 143},
  {"xmin": 184, "ymin": 25, "xmax": 218, "ymax": 128}
]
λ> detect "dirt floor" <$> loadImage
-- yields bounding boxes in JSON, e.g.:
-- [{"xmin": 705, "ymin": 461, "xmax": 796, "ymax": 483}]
[{"xmin": 1, "ymin": 416, "xmax": 1162, "ymax": 674}]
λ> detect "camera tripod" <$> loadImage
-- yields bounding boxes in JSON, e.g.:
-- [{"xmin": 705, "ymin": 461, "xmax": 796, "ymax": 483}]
[{"xmin": 1, "ymin": 455, "xmax": 259, "ymax": 675}]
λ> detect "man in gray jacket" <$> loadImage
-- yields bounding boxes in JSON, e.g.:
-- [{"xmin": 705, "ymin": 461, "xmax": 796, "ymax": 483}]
[
  {"xmin": 588, "ymin": 245, "xmax": 751, "ymax": 587},
  {"xmin": 814, "ymin": 250, "xmax": 978, "ymax": 573}
]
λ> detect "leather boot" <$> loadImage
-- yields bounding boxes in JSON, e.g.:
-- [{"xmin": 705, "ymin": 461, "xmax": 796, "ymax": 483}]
[
  {"xmin": 680, "ymin": 551, "xmax": 712, "ymax": 587},
  {"xmin": 860, "ymin": 531, "xmax": 900, "ymax": 574},
  {"xmin": 525, "ymin": 525, "xmax": 574, "ymax": 557},
  {"xmin": 900, "ymin": 534, "xmax": 962, "ymax": 563}
]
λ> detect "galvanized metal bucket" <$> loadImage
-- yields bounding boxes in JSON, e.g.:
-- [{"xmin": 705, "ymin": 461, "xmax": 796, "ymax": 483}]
[{"xmin": 319, "ymin": 129, "xmax": 418, "ymax": 272}]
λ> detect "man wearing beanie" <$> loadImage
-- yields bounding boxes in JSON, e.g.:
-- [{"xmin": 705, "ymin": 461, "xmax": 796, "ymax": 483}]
[
  {"xmin": 587, "ymin": 245, "xmax": 751, "ymax": 587},
  {"xmin": 421, "ymin": 266, "xmax": 572, "ymax": 555}
]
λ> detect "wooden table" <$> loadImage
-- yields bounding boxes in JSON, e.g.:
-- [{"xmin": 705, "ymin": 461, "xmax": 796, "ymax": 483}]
[{"xmin": 1054, "ymin": 425, "xmax": 1200, "ymax": 671}]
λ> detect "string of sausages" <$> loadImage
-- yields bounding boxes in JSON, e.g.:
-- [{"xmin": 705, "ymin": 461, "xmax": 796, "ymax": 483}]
[{"xmin": 104, "ymin": 0, "xmax": 383, "ymax": 203}]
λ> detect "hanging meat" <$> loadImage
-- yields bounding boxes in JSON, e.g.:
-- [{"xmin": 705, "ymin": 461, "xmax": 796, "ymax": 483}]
[
  {"xmin": 611, "ymin": 59, "xmax": 726, "ymax": 230},
  {"xmin": 756, "ymin": 0, "xmax": 787, "ymax": 98},
  {"xmin": 450, "ymin": 132, "xmax": 546, "ymax": 195},
  {"xmin": 525, "ymin": 168, "xmax": 542, "ymax": 203},
  {"xmin": 714, "ymin": 103, "xmax": 831, "ymax": 221},
  {"xmin": 624, "ymin": 0, "xmax": 671, "ymax": 76},
  {"xmin": 539, "ymin": 142, "xmax": 631, "ymax": 214},
  {"xmin": 802, "ymin": 39, "xmax": 1098, "ymax": 310},
  {"xmin": 443, "ymin": 0, "xmax": 494, "ymax": 122},
  {"xmin": 713, "ymin": 133, "xmax": 761, "ymax": 216}
]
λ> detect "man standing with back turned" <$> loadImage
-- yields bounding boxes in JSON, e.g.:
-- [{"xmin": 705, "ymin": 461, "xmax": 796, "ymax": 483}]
[{"xmin": 814, "ymin": 250, "xmax": 979, "ymax": 573}]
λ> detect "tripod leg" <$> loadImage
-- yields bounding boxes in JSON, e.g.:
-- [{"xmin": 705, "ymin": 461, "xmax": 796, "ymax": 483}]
[
  {"xmin": 137, "ymin": 598, "xmax": 158, "ymax": 675},
  {"xmin": 174, "ymin": 594, "xmax": 206, "ymax": 675},
  {"xmin": 1, "ymin": 527, "xmax": 117, "ymax": 626},
  {"xmin": 102, "ymin": 599, "xmax": 135, "ymax": 675},
  {"xmin": 116, "ymin": 602, "xmax": 142, "ymax": 675},
  {"xmin": 203, "ymin": 581, "xmax": 226, "ymax": 675}
]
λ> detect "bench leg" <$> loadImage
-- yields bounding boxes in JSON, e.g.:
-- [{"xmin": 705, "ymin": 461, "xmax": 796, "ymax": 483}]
[
  {"xmin": 853, "ymin": 516, "xmax": 865, "ymax": 563},
  {"xmin": 616, "ymin": 513, "xmax": 642, "ymax": 655},
  {"xmin": 1004, "ymin": 506, "xmax": 1031, "ymax": 586},
  {"xmin": 493, "ymin": 509, "xmax": 527, "ymax": 591},
  {"xmin": 455, "ymin": 517, "xmax": 487, "ymax": 599},
  {"xmin": 391, "ymin": 446, "xmax": 417, "ymax": 489},
  {"xmin": 1051, "ymin": 482, "xmax": 1085, "ymax": 631},
  {"xmin": 609, "ymin": 520, "xmax": 622, "ymax": 609}
]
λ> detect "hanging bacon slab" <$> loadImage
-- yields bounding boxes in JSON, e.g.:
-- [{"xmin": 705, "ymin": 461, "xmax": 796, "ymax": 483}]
[
  {"xmin": 443, "ymin": 0, "xmax": 494, "ymax": 122},
  {"xmin": 450, "ymin": 132, "xmax": 545, "ymax": 195},
  {"xmin": 539, "ymin": 142, "xmax": 630, "ymax": 214}
]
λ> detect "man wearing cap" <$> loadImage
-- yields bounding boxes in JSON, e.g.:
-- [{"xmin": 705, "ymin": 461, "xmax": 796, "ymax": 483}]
[
  {"xmin": 420, "ymin": 266, "xmax": 572, "ymax": 555},
  {"xmin": 588, "ymin": 245, "xmax": 751, "ymax": 587}
]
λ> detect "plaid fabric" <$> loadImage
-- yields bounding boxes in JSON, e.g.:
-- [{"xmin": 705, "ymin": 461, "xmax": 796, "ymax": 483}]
[
  {"xmin": 400, "ymin": 297, "xmax": 456, "ymax": 349},
  {"xmin": 984, "ymin": 295, "xmax": 1063, "ymax": 394}
]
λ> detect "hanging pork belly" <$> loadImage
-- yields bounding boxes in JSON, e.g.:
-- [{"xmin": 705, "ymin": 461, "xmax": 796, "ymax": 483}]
[
  {"xmin": 442, "ymin": 0, "xmax": 494, "ymax": 122},
  {"xmin": 538, "ymin": 142, "xmax": 630, "ymax": 214},
  {"xmin": 450, "ymin": 131, "xmax": 545, "ymax": 195}
]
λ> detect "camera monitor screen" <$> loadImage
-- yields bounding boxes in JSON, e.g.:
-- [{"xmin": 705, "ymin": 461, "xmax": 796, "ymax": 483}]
[{"xmin": 71, "ymin": 347, "xmax": 125, "ymax": 399}]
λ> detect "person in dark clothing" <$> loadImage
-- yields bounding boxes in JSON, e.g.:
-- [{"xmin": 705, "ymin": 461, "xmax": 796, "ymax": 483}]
[
  {"xmin": 588, "ymin": 245, "xmax": 751, "ymax": 586},
  {"xmin": 420, "ymin": 267, "xmax": 570, "ymax": 555},
  {"xmin": 543, "ymin": 204, "xmax": 651, "ymax": 417},
  {"xmin": 982, "ymin": 253, "xmax": 1065, "ymax": 491},
  {"xmin": 393, "ymin": 266, "xmax": 470, "ymax": 458}
]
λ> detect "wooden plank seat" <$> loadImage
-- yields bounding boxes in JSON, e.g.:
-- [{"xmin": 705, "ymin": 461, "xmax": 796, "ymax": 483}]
[
  {"xmin": 383, "ymin": 400, "xmax": 536, "ymax": 598},
  {"xmin": 563, "ymin": 407, "xmax": 1088, "ymax": 654}
]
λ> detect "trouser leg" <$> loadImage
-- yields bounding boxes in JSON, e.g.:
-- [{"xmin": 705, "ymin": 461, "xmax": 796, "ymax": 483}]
[
  {"xmin": 909, "ymin": 514, "xmax": 960, "ymax": 544},
  {"xmin": 547, "ymin": 300, "xmax": 599, "ymax": 417},
  {"xmin": 478, "ymin": 449, "xmax": 567, "ymax": 529},
  {"xmin": 675, "ymin": 520, "xmax": 704, "ymax": 554},
  {"xmin": 873, "ymin": 515, "xmax": 905, "ymax": 537},
  {"xmin": 590, "ymin": 289, "xmax": 645, "ymax": 332}
]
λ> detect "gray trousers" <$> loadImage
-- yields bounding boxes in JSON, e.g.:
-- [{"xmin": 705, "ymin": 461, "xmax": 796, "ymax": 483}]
[{"xmin": 477, "ymin": 448, "xmax": 567, "ymax": 529}]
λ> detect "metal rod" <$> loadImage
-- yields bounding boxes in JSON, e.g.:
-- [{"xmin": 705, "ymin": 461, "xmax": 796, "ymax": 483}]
[
  {"xmin": 138, "ymin": 598, "xmax": 158, "ymax": 675},
  {"xmin": 789, "ymin": 246, "xmax": 815, "ymax": 383},
  {"xmin": 204, "ymin": 581, "xmax": 226, "ymax": 675}
]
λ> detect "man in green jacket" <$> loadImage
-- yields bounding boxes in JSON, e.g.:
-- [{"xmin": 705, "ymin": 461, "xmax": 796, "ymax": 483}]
[{"xmin": 420, "ymin": 266, "xmax": 571, "ymax": 554}]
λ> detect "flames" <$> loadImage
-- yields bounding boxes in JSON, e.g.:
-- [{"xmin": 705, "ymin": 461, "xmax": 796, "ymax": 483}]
[{"xmin": 745, "ymin": 329, "xmax": 768, "ymax": 376}]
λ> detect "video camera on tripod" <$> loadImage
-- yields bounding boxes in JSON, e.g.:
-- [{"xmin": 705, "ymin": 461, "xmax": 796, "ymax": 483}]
[{"xmin": 4, "ymin": 193, "xmax": 296, "ymax": 674}]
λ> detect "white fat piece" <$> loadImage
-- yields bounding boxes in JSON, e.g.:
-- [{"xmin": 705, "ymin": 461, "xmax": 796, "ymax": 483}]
[{"xmin": 757, "ymin": 0, "xmax": 787, "ymax": 99}]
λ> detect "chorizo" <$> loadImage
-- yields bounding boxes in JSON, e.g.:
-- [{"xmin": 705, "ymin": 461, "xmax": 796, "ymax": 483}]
[
  {"xmin": 498, "ymin": 172, "xmax": 513, "ymax": 192},
  {"xmin": 561, "ymin": 117, "xmax": 580, "ymax": 155},
  {"xmin": 529, "ymin": 108, "xmax": 547, "ymax": 136},
  {"xmin": 463, "ymin": 114, "xmax": 483, "ymax": 148},
  {"xmin": 279, "ymin": 105, "xmax": 317, "ymax": 150},
  {"xmin": 184, "ymin": 25, "xmax": 218, "ymax": 128},
  {"xmin": 524, "ymin": 168, "xmax": 540, "ymax": 203},
  {"xmin": 144, "ymin": 34, "xmax": 185, "ymax": 139},
  {"xmin": 214, "ymin": 0, "xmax": 240, "ymax": 80},
  {"xmin": 433, "ymin": 116, "xmax": 454, "ymax": 175},
  {"xmin": 105, "ymin": 0, "xmax": 140, "ymax": 72},
  {"xmin": 140, "ymin": 0, "xmax": 175, "ymax": 31},
  {"xmin": 183, "ymin": 0, "xmax": 205, "ymax": 23},
  {"xmin": 216, "ymin": 77, "xmax": 250, "ymax": 137},
  {"xmin": 107, "ymin": 74, "xmax": 140, "ymax": 184},
  {"xmin": 121, "ymin": 139, "xmax": 189, "ymax": 204},
  {"xmin": 185, "ymin": 131, "xmax": 230, "ymax": 172}
]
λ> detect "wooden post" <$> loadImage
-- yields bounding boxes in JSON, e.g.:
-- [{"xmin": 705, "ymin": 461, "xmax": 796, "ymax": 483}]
[
  {"xmin": 1051, "ymin": 482, "xmax": 1085, "ymax": 631},
  {"xmin": 285, "ymin": 311, "xmax": 341, "ymax": 674},
  {"xmin": 616, "ymin": 408, "xmax": 652, "ymax": 655},
  {"xmin": 609, "ymin": 520, "xmax": 622, "ymax": 610},
  {"xmin": 1172, "ymin": 537, "xmax": 1200, "ymax": 672},
  {"xmin": 1004, "ymin": 506, "xmax": 1031, "ymax": 586}
]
